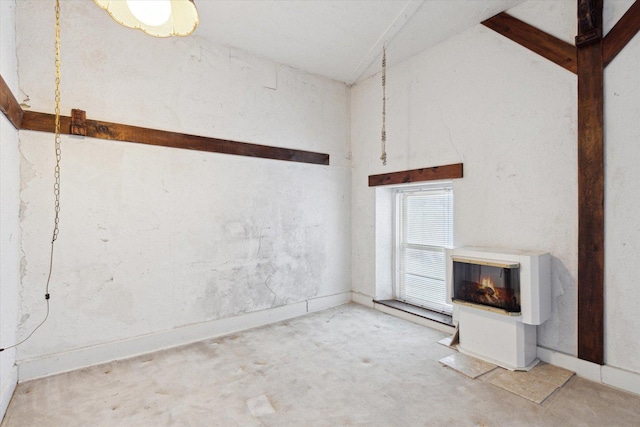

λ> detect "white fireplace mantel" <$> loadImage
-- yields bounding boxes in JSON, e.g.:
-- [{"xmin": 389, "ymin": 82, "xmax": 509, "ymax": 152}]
[{"xmin": 447, "ymin": 247, "xmax": 551, "ymax": 370}]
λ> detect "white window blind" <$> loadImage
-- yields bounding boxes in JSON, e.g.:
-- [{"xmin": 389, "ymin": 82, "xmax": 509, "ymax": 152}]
[{"xmin": 396, "ymin": 184, "xmax": 453, "ymax": 313}]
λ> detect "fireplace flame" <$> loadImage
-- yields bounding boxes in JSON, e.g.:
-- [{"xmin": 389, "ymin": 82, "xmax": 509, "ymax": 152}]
[
  {"xmin": 481, "ymin": 277, "xmax": 495, "ymax": 291},
  {"xmin": 455, "ymin": 269, "xmax": 519, "ymax": 312},
  {"xmin": 480, "ymin": 277, "xmax": 500, "ymax": 301}
]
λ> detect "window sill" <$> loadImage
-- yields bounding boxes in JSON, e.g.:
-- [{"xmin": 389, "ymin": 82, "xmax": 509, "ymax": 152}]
[{"xmin": 373, "ymin": 299, "xmax": 454, "ymax": 327}]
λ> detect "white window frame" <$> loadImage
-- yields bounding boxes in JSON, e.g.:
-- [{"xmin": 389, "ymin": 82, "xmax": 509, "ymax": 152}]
[{"xmin": 393, "ymin": 182, "xmax": 453, "ymax": 314}]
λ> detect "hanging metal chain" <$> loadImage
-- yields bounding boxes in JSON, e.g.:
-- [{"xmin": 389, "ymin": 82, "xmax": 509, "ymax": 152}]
[
  {"xmin": 34, "ymin": 0, "xmax": 62, "ymax": 334},
  {"xmin": 380, "ymin": 47, "xmax": 387, "ymax": 166},
  {"xmin": 52, "ymin": 0, "xmax": 62, "ymax": 244},
  {"xmin": 44, "ymin": 0, "xmax": 63, "ymax": 306}
]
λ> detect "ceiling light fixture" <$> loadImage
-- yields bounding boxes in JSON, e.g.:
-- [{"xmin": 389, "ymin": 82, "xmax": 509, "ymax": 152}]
[{"xmin": 94, "ymin": 0, "xmax": 199, "ymax": 37}]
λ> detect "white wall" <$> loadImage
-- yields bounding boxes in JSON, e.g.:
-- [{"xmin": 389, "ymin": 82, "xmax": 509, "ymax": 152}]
[
  {"xmin": 14, "ymin": 1, "xmax": 351, "ymax": 375},
  {"xmin": 0, "ymin": 0, "xmax": 21, "ymax": 418},
  {"xmin": 604, "ymin": 2, "xmax": 640, "ymax": 375},
  {"xmin": 351, "ymin": 0, "xmax": 640, "ymax": 378}
]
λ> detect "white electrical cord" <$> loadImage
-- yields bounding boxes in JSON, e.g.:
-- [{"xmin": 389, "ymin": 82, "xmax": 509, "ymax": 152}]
[{"xmin": 1, "ymin": 0, "xmax": 61, "ymax": 353}]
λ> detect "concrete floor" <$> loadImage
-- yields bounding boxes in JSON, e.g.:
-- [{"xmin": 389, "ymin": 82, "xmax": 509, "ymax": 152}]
[{"xmin": 3, "ymin": 304, "xmax": 640, "ymax": 426}]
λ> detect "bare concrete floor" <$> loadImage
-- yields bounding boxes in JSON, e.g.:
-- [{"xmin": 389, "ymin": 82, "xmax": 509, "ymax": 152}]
[{"xmin": 3, "ymin": 304, "xmax": 640, "ymax": 426}]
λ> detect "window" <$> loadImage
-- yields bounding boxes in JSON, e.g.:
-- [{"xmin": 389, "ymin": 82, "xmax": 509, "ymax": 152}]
[{"xmin": 395, "ymin": 183, "xmax": 453, "ymax": 313}]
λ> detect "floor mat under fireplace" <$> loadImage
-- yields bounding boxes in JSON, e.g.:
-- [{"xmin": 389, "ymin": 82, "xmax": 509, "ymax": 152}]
[{"xmin": 439, "ymin": 352, "xmax": 575, "ymax": 404}]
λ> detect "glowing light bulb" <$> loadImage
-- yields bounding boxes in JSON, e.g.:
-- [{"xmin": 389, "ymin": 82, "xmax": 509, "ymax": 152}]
[{"xmin": 126, "ymin": 0, "xmax": 172, "ymax": 27}]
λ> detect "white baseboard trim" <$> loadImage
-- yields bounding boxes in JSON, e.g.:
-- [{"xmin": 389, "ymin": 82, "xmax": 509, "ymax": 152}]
[
  {"xmin": 0, "ymin": 365, "xmax": 18, "ymax": 422},
  {"xmin": 308, "ymin": 291, "xmax": 352, "ymax": 313},
  {"xmin": 536, "ymin": 347, "xmax": 602, "ymax": 382},
  {"xmin": 601, "ymin": 365, "xmax": 640, "ymax": 396},
  {"xmin": 537, "ymin": 347, "xmax": 640, "ymax": 396},
  {"xmin": 351, "ymin": 291, "xmax": 374, "ymax": 308},
  {"xmin": 18, "ymin": 292, "xmax": 351, "ymax": 382}
]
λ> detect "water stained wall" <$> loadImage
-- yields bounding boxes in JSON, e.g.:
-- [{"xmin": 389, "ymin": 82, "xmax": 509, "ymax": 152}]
[
  {"xmin": 0, "ymin": 0, "xmax": 21, "ymax": 417},
  {"xmin": 15, "ymin": 1, "xmax": 351, "ymax": 363}
]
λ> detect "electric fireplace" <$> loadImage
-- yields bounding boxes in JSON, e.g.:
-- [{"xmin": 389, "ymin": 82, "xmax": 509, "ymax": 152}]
[
  {"xmin": 448, "ymin": 247, "xmax": 551, "ymax": 370},
  {"xmin": 452, "ymin": 258, "xmax": 521, "ymax": 314}
]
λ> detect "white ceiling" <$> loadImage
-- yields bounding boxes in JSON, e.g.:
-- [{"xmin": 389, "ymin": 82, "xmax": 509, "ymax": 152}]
[{"xmin": 194, "ymin": 0, "xmax": 525, "ymax": 84}]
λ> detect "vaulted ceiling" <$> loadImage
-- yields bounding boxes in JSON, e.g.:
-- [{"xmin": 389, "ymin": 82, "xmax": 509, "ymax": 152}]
[{"xmin": 194, "ymin": 0, "xmax": 525, "ymax": 84}]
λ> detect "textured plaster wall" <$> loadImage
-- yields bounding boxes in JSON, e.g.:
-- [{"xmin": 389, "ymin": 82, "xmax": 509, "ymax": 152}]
[
  {"xmin": 604, "ymin": 3, "xmax": 640, "ymax": 374},
  {"xmin": 0, "ymin": 0, "xmax": 21, "ymax": 417},
  {"xmin": 351, "ymin": 0, "xmax": 639, "ymax": 375},
  {"xmin": 15, "ymin": 1, "xmax": 350, "ymax": 362},
  {"xmin": 0, "ymin": 1, "xmax": 21, "ymax": 418}
]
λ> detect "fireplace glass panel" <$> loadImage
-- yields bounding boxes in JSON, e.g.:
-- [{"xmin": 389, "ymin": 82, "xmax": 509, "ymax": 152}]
[{"xmin": 452, "ymin": 260, "xmax": 521, "ymax": 313}]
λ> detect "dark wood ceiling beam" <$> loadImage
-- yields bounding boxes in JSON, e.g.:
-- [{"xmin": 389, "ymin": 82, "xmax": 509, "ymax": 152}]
[
  {"xmin": 368, "ymin": 163, "xmax": 463, "ymax": 187},
  {"xmin": 482, "ymin": 12, "xmax": 578, "ymax": 74},
  {"xmin": 20, "ymin": 110, "xmax": 329, "ymax": 165},
  {"xmin": 1, "ymin": 71, "xmax": 329, "ymax": 165},
  {"xmin": 603, "ymin": 0, "xmax": 640, "ymax": 66},
  {"xmin": 0, "ymin": 74, "xmax": 24, "ymax": 130}
]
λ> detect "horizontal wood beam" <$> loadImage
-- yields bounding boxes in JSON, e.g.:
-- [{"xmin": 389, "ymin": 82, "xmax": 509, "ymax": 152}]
[
  {"xmin": 603, "ymin": 0, "xmax": 640, "ymax": 66},
  {"xmin": 482, "ymin": 12, "xmax": 578, "ymax": 74},
  {"xmin": 368, "ymin": 163, "xmax": 463, "ymax": 187},
  {"xmin": 0, "ymin": 74, "xmax": 24, "ymax": 130},
  {"xmin": 1, "ymin": 72, "xmax": 329, "ymax": 165},
  {"xmin": 20, "ymin": 110, "xmax": 329, "ymax": 165}
]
